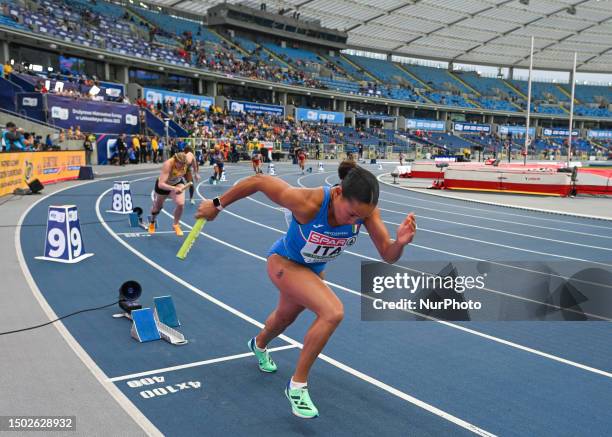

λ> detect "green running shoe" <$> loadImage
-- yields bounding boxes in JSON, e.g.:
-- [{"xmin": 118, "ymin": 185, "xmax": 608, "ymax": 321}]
[
  {"xmin": 248, "ymin": 337, "xmax": 277, "ymax": 373},
  {"xmin": 285, "ymin": 380, "xmax": 319, "ymax": 419}
]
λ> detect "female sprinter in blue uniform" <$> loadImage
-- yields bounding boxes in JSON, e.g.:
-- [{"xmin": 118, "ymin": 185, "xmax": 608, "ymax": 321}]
[{"xmin": 195, "ymin": 161, "xmax": 417, "ymax": 419}]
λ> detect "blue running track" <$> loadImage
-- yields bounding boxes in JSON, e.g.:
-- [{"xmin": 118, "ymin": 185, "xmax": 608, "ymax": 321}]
[{"xmin": 19, "ymin": 163, "xmax": 612, "ymax": 436}]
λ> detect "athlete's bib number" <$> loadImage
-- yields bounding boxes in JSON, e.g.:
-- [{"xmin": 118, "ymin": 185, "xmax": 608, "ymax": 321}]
[{"xmin": 300, "ymin": 231, "xmax": 356, "ymax": 263}]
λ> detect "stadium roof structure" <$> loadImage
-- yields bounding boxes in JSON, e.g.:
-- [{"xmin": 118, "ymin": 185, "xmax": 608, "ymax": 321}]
[{"xmin": 144, "ymin": 0, "xmax": 612, "ymax": 73}]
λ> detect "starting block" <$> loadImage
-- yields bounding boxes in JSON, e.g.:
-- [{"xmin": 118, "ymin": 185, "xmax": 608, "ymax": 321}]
[
  {"xmin": 268, "ymin": 163, "xmax": 276, "ymax": 176},
  {"xmin": 128, "ymin": 207, "xmax": 147, "ymax": 230},
  {"xmin": 154, "ymin": 296, "xmax": 180, "ymax": 327},
  {"xmin": 154, "ymin": 312, "xmax": 187, "ymax": 345},
  {"xmin": 378, "ymin": 163, "xmax": 383, "ymax": 170},
  {"xmin": 318, "ymin": 162, "xmax": 324, "ymax": 173},
  {"xmin": 220, "ymin": 171, "xmax": 227, "ymax": 182},
  {"xmin": 307, "ymin": 167, "xmax": 312, "ymax": 173},
  {"xmin": 130, "ymin": 308, "xmax": 161, "ymax": 342},
  {"xmin": 114, "ymin": 295, "xmax": 187, "ymax": 345}
]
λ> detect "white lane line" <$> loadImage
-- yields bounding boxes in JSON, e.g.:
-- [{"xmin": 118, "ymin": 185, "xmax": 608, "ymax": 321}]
[
  {"xmin": 325, "ymin": 174, "xmax": 612, "ymax": 241},
  {"xmin": 256, "ymin": 173, "xmax": 612, "ymax": 290},
  {"xmin": 376, "ymin": 204, "xmax": 612, "ymax": 252},
  {"xmin": 16, "ymin": 173, "xmax": 164, "ymax": 437},
  {"xmin": 298, "ymin": 173, "xmax": 612, "ymax": 267},
  {"xmin": 383, "ymin": 217, "xmax": 612, "ymax": 267},
  {"xmin": 377, "ymin": 178, "xmax": 612, "ymax": 227},
  {"xmin": 243, "ymin": 192, "xmax": 612, "ymax": 289},
  {"xmin": 96, "ymin": 188, "xmax": 496, "ymax": 437},
  {"xmin": 192, "ymin": 178, "xmax": 612, "ymax": 373},
  {"xmin": 377, "ymin": 196, "xmax": 612, "ymax": 240},
  {"xmin": 117, "ymin": 231, "xmax": 175, "ymax": 236},
  {"xmin": 108, "ymin": 345, "xmax": 299, "ymax": 382},
  {"xmin": 204, "ymin": 185, "xmax": 612, "ymax": 322},
  {"xmin": 178, "ymin": 200, "xmax": 612, "ymax": 378}
]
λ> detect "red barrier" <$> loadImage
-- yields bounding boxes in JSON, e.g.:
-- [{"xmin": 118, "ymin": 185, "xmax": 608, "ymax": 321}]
[{"xmin": 443, "ymin": 168, "xmax": 572, "ymax": 197}]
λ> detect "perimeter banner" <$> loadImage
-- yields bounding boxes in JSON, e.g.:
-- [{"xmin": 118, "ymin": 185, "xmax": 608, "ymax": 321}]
[
  {"xmin": 498, "ymin": 125, "xmax": 536, "ymax": 136},
  {"xmin": 296, "ymin": 108, "xmax": 345, "ymax": 124},
  {"xmin": 47, "ymin": 95, "xmax": 139, "ymax": 134},
  {"xmin": 228, "ymin": 100, "xmax": 284, "ymax": 116},
  {"xmin": 405, "ymin": 119, "xmax": 446, "ymax": 131},
  {"xmin": 542, "ymin": 128, "xmax": 579, "ymax": 137},
  {"xmin": 587, "ymin": 130, "xmax": 612, "ymax": 139},
  {"xmin": 16, "ymin": 92, "xmax": 46, "ymax": 122},
  {"xmin": 0, "ymin": 153, "xmax": 27, "ymax": 196},
  {"xmin": 453, "ymin": 122, "xmax": 491, "ymax": 133},
  {"xmin": 0, "ymin": 151, "xmax": 85, "ymax": 196},
  {"xmin": 143, "ymin": 88, "xmax": 214, "ymax": 109}
]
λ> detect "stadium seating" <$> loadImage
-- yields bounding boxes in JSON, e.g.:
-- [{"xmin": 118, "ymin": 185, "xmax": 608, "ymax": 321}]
[
  {"xmin": 347, "ymin": 56, "xmax": 423, "ymax": 89},
  {"xmin": 510, "ymin": 80, "xmax": 569, "ymax": 102},
  {"xmin": 404, "ymin": 64, "xmax": 472, "ymax": 94},
  {"xmin": 0, "ymin": 0, "xmax": 610, "ymax": 118}
]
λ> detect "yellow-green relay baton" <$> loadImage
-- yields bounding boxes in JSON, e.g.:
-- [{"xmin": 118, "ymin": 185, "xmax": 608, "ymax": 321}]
[{"xmin": 176, "ymin": 218, "xmax": 207, "ymax": 260}]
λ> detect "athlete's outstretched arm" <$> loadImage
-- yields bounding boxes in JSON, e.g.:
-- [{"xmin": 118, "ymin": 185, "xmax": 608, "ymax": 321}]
[
  {"xmin": 364, "ymin": 209, "xmax": 416, "ymax": 264},
  {"xmin": 195, "ymin": 174, "xmax": 314, "ymax": 221}
]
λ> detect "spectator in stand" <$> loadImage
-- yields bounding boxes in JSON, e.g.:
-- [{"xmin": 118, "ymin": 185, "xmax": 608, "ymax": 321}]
[
  {"xmin": 157, "ymin": 137, "xmax": 165, "ymax": 162},
  {"xmin": 3, "ymin": 61, "xmax": 12, "ymax": 78},
  {"xmin": 116, "ymin": 133, "xmax": 127, "ymax": 166},
  {"xmin": 128, "ymin": 144, "xmax": 137, "ymax": 164},
  {"xmin": 33, "ymin": 134, "xmax": 43, "ymax": 151},
  {"xmin": 1, "ymin": 122, "xmax": 26, "ymax": 152},
  {"xmin": 140, "ymin": 135, "xmax": 149, "ymax": 163},
  {"xmin": 45, "ymin": 134, "xmax": 53, "ymax": 150},
  {"xmin": 83, "ymin": 134, "xmax": 94, "ymax": 165},
  {"xmin": 35, "ymin": 80, "xmax": 44, "ymax": 92},
  {"xmin": 22, "ymin": 132, "xmax": 34, "ymax": 150},
  {"xmin": 132, "ymin": 134, "xmax": 140, "ymax": 163},
  {"xmin": 151, "ymin": 136, "xmax": 159, "ymax": 163}
]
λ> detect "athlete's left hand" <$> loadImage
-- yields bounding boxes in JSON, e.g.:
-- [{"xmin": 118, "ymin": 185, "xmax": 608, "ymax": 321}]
[
  {"xmin": 194, "ymin": 173, "xmax": 201, "ymax": 181},
  {"xmin": 396, "ymin": 213, "xmax": 416, "ymax": 245}
]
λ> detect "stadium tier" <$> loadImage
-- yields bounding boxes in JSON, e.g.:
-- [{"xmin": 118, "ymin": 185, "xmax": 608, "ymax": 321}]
[{"xmin": 1, "ymin": 0, "xmax": 610, "ymax": 118}]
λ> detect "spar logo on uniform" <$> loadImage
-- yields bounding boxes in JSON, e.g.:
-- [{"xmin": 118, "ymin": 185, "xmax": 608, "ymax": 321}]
[{"xmin": 301, "ymin": 231, "xmax": 357, "ymax": 262}]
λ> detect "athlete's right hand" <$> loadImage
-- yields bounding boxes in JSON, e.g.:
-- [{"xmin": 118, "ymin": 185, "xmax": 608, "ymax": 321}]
[{"xmin": 195, "ymin": 199, "xmax": 219, "ymax": 221}]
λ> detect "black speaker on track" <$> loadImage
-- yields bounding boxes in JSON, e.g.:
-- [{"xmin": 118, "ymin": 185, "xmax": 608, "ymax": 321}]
[
  {"xmin": 78, "ymin": 166, "xmax": 94, "ymax": 180},
  {"xmin": 26, "ymin": 178, "xmax": 44, "ymax": 194}
]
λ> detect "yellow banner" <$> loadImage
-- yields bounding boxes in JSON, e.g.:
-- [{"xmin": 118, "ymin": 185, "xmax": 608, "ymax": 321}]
[
  {"xmin": 0, "ymin": 151, "xmax": 86, "ymax": 197},
  {"xmin": 0, "ymin": 153, "xmax": 28, "ymax": 197}
]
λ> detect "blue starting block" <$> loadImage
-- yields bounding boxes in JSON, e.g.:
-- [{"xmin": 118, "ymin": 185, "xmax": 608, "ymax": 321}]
[
  {"xmin": 114, "ymin": 295, "xmax": 187, "ymax": 345},
  {"xmin": 130, "ymin": 308, "xmax": 161, "ymax": 343},
  {"xmin": 154, "ymin": 296, "xmax": 180, "ymax": 328},
  {"xmin": 128, "ymin": 207, "xmax": 146, "ymax": 229},
  {"xmin": 128, "ymin": 212, "xmax": 140, "ymax": 227}
]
